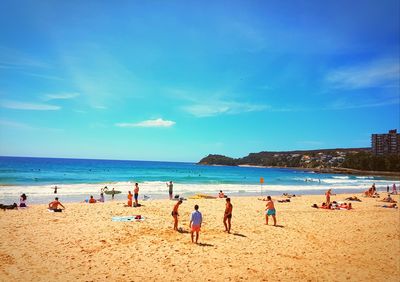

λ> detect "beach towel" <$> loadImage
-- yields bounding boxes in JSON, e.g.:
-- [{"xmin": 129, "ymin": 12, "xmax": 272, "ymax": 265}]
[{"xmin": 112, "ymin": 215, "xmax": 145, "ymax": 222}]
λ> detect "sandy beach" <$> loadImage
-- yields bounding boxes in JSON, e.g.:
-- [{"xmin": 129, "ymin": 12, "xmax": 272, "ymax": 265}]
[{"xmin": 0, "ymin": 193, "xmax": 399, "ymax": 281}]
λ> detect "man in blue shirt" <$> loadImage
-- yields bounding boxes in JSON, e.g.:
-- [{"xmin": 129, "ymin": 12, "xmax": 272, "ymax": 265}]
[{"xmin": 190, "ymin": 204, "xmax": 202, "ymax": 244}]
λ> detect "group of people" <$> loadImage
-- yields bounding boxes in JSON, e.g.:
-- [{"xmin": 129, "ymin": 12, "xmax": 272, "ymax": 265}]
[
  {"xmin": 171, "ymin": 195, "xmax": 276, "ymax": 244},
  {"xmin": 127, "ymin": 183, "xmax": 140, "ymax": 207}
]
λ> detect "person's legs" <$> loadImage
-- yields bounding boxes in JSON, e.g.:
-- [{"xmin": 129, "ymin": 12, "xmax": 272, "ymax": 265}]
[
  {"xmin": 173, "ymin": 215, "xmax": 178, "ymax": 230},
  {"xmin": 195, "ymin": 231, "xmax": 199, "ymax": 243},
  {"xmin": 272, "ymin": 215, "xmax": 277, "ymax": 226},
  {"xmin": 227, "ymin": 217, "xmax": 231, "ymax": 233},
  {"xmin": 223, "ymin": 215, "xmax": 228, "ymax": 231},
  {"xmin": 191, "ymin": 231, "xmax": 194, "ymax": 243},
  {"xmin": 265, "ymin": 214, "xmax": 269, "ymax": 225}
]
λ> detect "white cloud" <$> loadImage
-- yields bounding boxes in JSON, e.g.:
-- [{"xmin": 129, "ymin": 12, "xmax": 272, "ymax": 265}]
[
  {"xmin": 326, "ymin": 58, "xmax": 400, "ymax": 89},
  {"xmin": 0, "ymin": 119, "xmax": 34, "ymax": 130},
  {"xmin": 0, "ymin": 100, "xmax": 60, "ymax": 111},
  {"xmin": 44, "ymin": 92, "xmax": 80, "ymax": 100},
  {"xmin": 183, "ymin": 101, "xmax": 268, "ymax": 117},
  {"xmin": 116, "ymin": 118, "xmax": 176, "ymax": 128},
  {"xmin": 92, "ymin": 105, "xmax": 107, "ymax": 110}
]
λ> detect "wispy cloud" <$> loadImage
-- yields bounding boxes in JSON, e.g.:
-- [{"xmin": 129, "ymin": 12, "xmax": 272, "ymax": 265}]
[
  {"xmin": 0, "ymin": 46, "xmax": 49, "ymax": 69},
  {"xmin": 116, "ymin": 118, "xmax": 175, "ymax": 128},
  {"xmin": 0, "ymin": 119, "xmax": 35, "ymax": 130},
  {"xmin": 329, "ymin": 96, "xmax": 399, "ymax": 110},
  {"xmin": 183, "ymin": 101, "xmax": 268, "ymax": 117},
  {"xmin": 92, "ymin": 105, "xmax": 107, "ymax": 110},
  {"xmin": 0, "ymin": 100, "xmax": 61, "ymax": 111},
  {"xmin": 43, "ymin": 92, "xmax": 80, "ymax": 101},
  {"xmin": 326, "ymin": 58, "xmax": 400, "ymax": 89}
]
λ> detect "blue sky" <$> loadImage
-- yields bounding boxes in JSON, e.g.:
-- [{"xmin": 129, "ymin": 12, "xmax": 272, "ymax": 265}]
[{"xmin": 0, "ymin": 0, "xmax": 399, "ymax": 162}]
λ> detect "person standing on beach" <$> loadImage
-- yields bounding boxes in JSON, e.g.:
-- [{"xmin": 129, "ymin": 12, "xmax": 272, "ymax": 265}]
[
  {"xmin": 393, "ymin": 183, "xmax": 397, "ymax": 195},
  {"xmin": 172, "ymin": 200, "xmax": 182, "ymax": 231},
  {"xmin": 190, "ymin": 204, "xmax": 202, "ymax": 243},
  {"xmin": 325, "ymin": 189, "xmax": 333, "ymax": 205},
  {"xmin": 265, "ymin": 196, "xmax": 276, "ymax": 226},
  {"xmin": 134, "ymin": 183, "xmax": 139, "ymax": 206},
  {"xmin": 111, "ymin": 188, "xmax": 116, "ymax": 200},
  {"xmin": 54, "ymin": 186, "xmax": 58, "ymax": 194},
  {"xmin": 167, "ymin": 181, "xmax": 173, "ymax": 200},
  {"xmin": 127, "ymin": 191, "xmax": 133, "ymax": 207},
  {"xmin": 223, "ymin": 198, "xmax": 233, "ymax": 233}
]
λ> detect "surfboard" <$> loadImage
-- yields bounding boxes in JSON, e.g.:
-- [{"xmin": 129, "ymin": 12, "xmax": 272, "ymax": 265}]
[{"xmin": 104, "ymin": 190, "xmax": 122, "ymax": 195}]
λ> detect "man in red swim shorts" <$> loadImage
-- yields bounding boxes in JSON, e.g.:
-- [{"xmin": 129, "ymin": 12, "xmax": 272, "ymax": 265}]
[{"xmin": 190, "ymin": 204, "xmax": 202, "ymax": 244}]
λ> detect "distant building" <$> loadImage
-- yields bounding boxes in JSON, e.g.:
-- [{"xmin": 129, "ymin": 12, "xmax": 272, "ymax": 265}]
[{"xmin": 371, "ymin": 129, "xmax": 400, "ymax": 155}]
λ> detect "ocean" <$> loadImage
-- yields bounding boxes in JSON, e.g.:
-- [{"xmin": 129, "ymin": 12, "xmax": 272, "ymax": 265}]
[{"xmin": 0, "ymin": 156, "xmax": 397, "ymax": 204}]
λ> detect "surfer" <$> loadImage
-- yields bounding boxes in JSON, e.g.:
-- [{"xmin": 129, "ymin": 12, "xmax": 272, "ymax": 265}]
[{"xmin": 111, "ymin": 188, "xmax": 116, "ymax": 200}]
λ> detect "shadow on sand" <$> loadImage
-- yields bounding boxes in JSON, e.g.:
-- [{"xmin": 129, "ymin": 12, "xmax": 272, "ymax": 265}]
[
  {"xmin": 178, "ymin": 229, "xmax": 189, "ymax": 234},
  {"xmin": 197, "ymin": 242, "xmax": 214, "ymax": 247},
  {"xmin": 233, "ymin": 233, "xmax": 247, "ymax": 237}
]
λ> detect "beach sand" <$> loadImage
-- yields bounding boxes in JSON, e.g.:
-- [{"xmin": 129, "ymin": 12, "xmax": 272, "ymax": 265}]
[{"xmin": 0, "ymin": 193, "xmax": 399, "ymax": 281}]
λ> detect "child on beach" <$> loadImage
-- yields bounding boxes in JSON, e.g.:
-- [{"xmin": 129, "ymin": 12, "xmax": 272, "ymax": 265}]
[
  {"xmin": 224, "ymin": 198, "xmax": 233, "ymax": 233},
  {"xmin": 134, "ymin": 183, "xmax": 139, "ymax": 206},
  {"xmin": 265, "ymin": 196, "xmax": 276, "ymax": 226},
  {"xmin": 172, "ymin": 200, "xmax": 182, "ymax": 231},
  {"xmin": 190, "ymin": 205, "xmax": 202, "ymax": 243},
  {"xmin": 127, "ymin": 191, "xmax": 133, "ymax": 207},
  {"xmin": 98, "ymin": 193, "xmax": 105, "ymax": 202},
  {"xmin": 48, "ymin": 197, "xmax": 65, "ymax": 212}
]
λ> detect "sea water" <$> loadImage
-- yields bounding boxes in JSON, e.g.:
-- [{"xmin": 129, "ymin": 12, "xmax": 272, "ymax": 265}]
[{"xmin": 0, "ymin": 156, "xmax": 397, "ymax": 204}]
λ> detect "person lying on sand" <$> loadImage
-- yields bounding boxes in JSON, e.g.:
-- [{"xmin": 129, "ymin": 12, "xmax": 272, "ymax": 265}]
[
  {"xmin": 345, "ymin": 196, "xmax": 361, "ymax": 202},
  {"xmin": 282, "ymin": 193, "xmax": 296, "ymax": 198},
  {"xmin": 382, "ymin": 194, "xmax": 397, "ymax": 203},
  {"xmin": 277, "ymin": 199, "xmax": 291, "ymax": 203},
  {"xmin": 381, "ymin": 203, "xmax": 397, "ymax": 208},
  {"xmin": 48, "ymin": 197, "xmax": 65, "ymax": 212},
  {"xmin": 339, "ymin": 203, "xmax": 352, "ymax": 210},
  {"xmin": 218, "ymin": 190, "xmax": 227, "ymax": 198}
]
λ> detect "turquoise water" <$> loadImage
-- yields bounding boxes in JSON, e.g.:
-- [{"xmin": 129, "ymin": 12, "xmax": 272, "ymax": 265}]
[{"xmin": 0, "ymin": 156, "xmax": 397, "ymax": 204}]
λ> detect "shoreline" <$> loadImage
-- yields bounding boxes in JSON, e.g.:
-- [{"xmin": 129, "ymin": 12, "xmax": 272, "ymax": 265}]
[{"xmin": 204, "ymin": 163, "xmax": 400, "ymax": 178}]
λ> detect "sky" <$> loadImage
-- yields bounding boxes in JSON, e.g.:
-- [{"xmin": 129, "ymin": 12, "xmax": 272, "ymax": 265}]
[{"xmin": 0, "ymin": 0, "xmax": 399, "ymax": 162}]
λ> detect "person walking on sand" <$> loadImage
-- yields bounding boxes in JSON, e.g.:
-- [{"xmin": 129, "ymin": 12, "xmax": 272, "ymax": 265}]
[
  {"xmin": 190, "ymin": 204, "xmax": 202, "ymax": 244},
  {"xmin": 111, "ymin": 188, "xmax": 116, "ymax": 200},
  {"xmin": 172, "ymin": 200, "xmax": 183, "ymax": 231},
  {"xmin": 167, "ymin": 181, "xmax": 173, "ymax": 200},
  {"xmin": 393, "ymin": 183, "xmax": 397, "ymax": 195},
  {"xmin": 223, "ymin": 198, "xmax": 233, "ymax": 233},
  {"xmin": 134, "ymin": 183, "xmax": 139, "ymax": 206},
  {"xmin": 265, "ymin": 196, "xmax": 276, "ymax": 226},
  {"xmin": 127, "ymin": 191, "xmax": 133, "ymax": 207}
]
